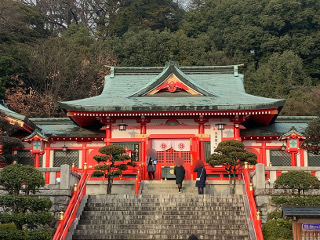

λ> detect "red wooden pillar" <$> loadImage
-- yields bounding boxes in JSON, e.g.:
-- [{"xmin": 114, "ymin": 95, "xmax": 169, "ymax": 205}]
[
  {"xmin": 299, "ymin": 148, "xmax": 305, "ymax": 167},
  {"xmin": 34, "ymin": 153, "xmax": 40, "ymax": 168},
  {"xmin": 82, "ymin": 143, "xmax": 87, "ymax": 169},
  {"xmin": 45, "ymin": 143, "xmax": 50, "ymax": 184},
  {"xmin": 291, "ymin": 152, "xmax": 297, "ymax": 166},
  {"xmin": 195, "ymin": 116, "xmax": 208, "ymax": 162},
  {"xmin": 103, "ymin": 117, "xmax": 114, "ymax": 146},
  {"xmin": 234, "ymin": 124, "xmax": 241, "ymax": 140},
  {"xmin": 137, "ymin": 116, "xmax": 150, "ymax": 179}
]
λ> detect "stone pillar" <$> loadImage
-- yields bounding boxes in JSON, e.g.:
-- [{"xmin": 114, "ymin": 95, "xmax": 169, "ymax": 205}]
[
  {"xmin": 60, "ymin": 164, "xmax": 71, "ymax": 190},
  {"xmin": 255, "ymin": 163, "xmax": 266, "ymax": 189}
]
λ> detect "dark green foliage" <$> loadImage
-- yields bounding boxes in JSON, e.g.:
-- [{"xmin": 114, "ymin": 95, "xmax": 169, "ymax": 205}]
[
  {"xmin": 267, "ymin": 211, "xmax": 283, "ymax": 221},
  {"xmin": 0, "ymin": 196, "xmax": 52, "ymax": 212},
  {"xmin": 0, "ymin": 165, "xmax": 52, "ymax": 238},
  {"xmin": 0, "ymin": 213, "xmax": 52, "ymax": 228},
  {"xmin": 302, "ymin": 117, "xmax": 320, "ymax": 154},
  {"xmin": 274, "ymin": 170, "xmax": 320, "ymax": 196},
  {"xmin": 0, "ymin": 229, "xmax": 52, "ymax": 240},
  {"xmin": 92, "ymin": 145, "xmax": 136, "ymax": 194},
  {"xmin": 262, "ymin": 218, "xmax": 292, "ymax": 240},
  {"xmin": 0, "ymin": 164, "xmax": 45, "ymax": 196},
  {"xmin": 206, "ymin": 140, "xmax": 257, "ymax": 194},
  {"xmin": 0, "ymin": 111, "xmax": 24, "ymax": 165},
  {"xmin": 104, "ymin": 0, "xmax": 184, "ymax": 37},
  {"xmin": 272, "ymin": 196, "xmax": 320, "ymax": 206}
]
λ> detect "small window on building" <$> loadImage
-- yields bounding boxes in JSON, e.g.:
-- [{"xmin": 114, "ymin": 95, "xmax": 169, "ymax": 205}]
[
  {"xmin": 16, "ymin": 150, "xmax": 43, "ymax": 166},
  {"xmin": 204, "ymin": 142, "xmax": 211, "ymax": 159},
  {"xmin": 308, "ymin": 152, "xmax": 320, "ymax": 166},
  {"xmin": 270, "ymin": 150, "xmax": 291, "ymax": 166},
  {"xmin": 53, "ymin": 150, "xmax": 79, "ymax": 167},
  {"xmin": 111, "ymin": 142, "xmax": 140, "ymax": 161}
]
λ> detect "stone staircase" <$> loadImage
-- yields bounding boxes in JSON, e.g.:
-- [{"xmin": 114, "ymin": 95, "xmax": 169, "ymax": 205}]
[{"xmin": 72, "ymin": 181, "xmax": 251, "ymax": 240}]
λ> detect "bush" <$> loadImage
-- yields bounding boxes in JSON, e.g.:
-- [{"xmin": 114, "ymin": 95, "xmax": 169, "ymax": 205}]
[
  {"xmin": 272, "ymin": 196, "xmax": 320, "ymax": 206},
  {"xmin": 0, "ymin": 164, "xmax": 45, "ymax": 196},
  {"xmin": 262, "ymin": 218, "xmax": 292, "ymax": 240},
  {"xmin": 267, "ymin": 211, "xmax": 283, "ymax": 221},
  {"xmin": 274, "ymin": 170, "xmax": 320, "ymax": 196},
  {"xmin": 0, "ymin": 229, "xmax": 52, "ymax": 240}
]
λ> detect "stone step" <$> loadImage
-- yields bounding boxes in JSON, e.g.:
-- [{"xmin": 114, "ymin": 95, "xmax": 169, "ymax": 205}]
[
  {"xmin": 88, "ymin": 194, "xmax": 243, "ymax": 201},
  {"xmin": 80, "ymin": 213, "xmax": 246, "ymax": 220},
  {"xmin": 84, "ymin": 205, "xmax": 245, "ymax": 211},
  {"xmin": 81, "ymin": 210, "xmax": 245, "ymax": 217},
  {"xmin": 73, "ymin": 228, "xmax": 249, "ymax": 236},
  {"xmin": 76, "ymin": 223, "xmax": 248, "ymax": 230},
  {"xmin": 72, "ymin": 233, "xmax": 250, "ymax": 240},
  {"xmin": 78, "ymin": 218, "xmax": 245, "ymax": 225}
]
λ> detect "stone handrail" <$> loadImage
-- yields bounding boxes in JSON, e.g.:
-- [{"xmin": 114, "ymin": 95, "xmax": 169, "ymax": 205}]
[
  {"xmin": 252, "ymin": 163, "xmax": 320, "ymax": 189},
  {"xmin": 38, "ymin": 164, "xmax": 81, "ymax": 190}
]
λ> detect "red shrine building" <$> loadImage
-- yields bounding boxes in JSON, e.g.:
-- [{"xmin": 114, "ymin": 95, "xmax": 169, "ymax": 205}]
[{"xmin": 2, "ymin": 61, "xmax": 318, "ymax": 180}]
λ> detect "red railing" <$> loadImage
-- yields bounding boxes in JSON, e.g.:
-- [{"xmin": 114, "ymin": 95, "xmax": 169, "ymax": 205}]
[
  {"xmin": 52, "ymin": 165, "xmax": 88, "ymax": 240},
  {"xmin": 135, "ymin": 164, "xmax": 143, "ymax": 195},
  {"xmin": 243, "ymin": 162, "xmax": 264, "ymax": 240}
]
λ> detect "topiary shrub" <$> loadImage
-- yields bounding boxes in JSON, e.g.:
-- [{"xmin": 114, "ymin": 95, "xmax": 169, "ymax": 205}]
[
  {"xmin": 0, "ymin": 164, "xmax": 52, "ymax": 239},
  {"xmin": 274, "ymin": 170, "xmax": 320, "ymax": 196},
  {"xmin": 262, "ymin": 218, "xmax": 292, "ymax": 240},
  {"xmin": 92, "ymin": 145, "xmax": 137, "ymax": 194},
  {"xmin": 0, "ymin": 164, "xmax": 45, "ymax": 196}
]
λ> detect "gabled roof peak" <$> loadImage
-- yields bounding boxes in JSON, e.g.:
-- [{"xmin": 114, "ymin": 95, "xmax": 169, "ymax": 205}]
[{"xmin": 130, "ymin": 64, "xmax": 214, "ymax": 97}]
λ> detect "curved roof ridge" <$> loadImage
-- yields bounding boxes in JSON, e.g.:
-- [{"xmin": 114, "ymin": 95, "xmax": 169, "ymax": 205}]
[{"xmin": 129, "ymin": 65, "xmax": 214, "ymax": 97}]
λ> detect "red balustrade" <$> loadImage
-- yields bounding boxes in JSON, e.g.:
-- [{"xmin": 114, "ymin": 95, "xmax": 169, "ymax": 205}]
[
  {"xmin": 243, "ymin": 163, "xmax": 264, "ymax": 240},
  {"xmin": 135, "ymin": 164, "xmax": 143, "ymax": 195},
  {"xmin": 52, "ymin": 165, "xmax": 88, "ymax": 240}
]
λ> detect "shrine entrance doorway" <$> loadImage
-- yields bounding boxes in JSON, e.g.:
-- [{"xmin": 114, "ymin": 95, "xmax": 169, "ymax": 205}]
[{"xmin": 151, "ymin": 139, "xmax": 192, "ymax": 180}]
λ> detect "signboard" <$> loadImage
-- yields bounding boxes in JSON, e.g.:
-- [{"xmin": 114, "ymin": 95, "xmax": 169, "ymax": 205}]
[
  {"xmin": 132, "ymin": 144, "xmax": 140, "ymax": 162},
  {"xmin": 302, "ymin": 224, "xmax": 320, "ymax": 231}
]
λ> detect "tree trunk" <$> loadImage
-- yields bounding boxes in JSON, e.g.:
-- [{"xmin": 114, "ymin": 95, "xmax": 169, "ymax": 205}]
[
  {"xmin": 232, "ymin": 171, "xmax": 236, "ymax": 195},
  {"xmin": 228, "ymin": 173, "xmax": 233, "ymax": 194},
  {"xmin": 107, "ymin": 177, "xmax": 113, "ymax": 194}
]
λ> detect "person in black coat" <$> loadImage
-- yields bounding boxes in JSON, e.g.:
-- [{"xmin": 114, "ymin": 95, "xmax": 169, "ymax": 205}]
[
  {"xmin": 193, "ymin": 161, "xmax": 207, "ymax": 194},
  {"xmin": 174, "ymin": 159, "xmax": 185, "ymax": 193}
]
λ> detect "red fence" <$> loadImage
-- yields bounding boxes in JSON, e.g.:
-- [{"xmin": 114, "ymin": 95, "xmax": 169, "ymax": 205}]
[
  {"xmin": 243, "ymin": 163, "xmax": 264, "ymax": 240},
  {"xmin": 52, "ymin": 165, "xmax": 88, "ymax": 240}
]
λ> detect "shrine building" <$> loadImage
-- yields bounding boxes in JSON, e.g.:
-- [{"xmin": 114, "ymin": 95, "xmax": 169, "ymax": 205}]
[{"xmin": 2, "ymin": 61, "xmax": 318, "ymax": 180}]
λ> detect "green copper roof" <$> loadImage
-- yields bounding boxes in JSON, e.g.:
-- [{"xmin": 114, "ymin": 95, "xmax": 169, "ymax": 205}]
[
  {"xmin": 0, "ymin": 103, "xmax": 37, "ymax": 130},
  {"xmin": 59, "ymin": 64, "xmax": 285, "ymax": 112},
  {"xmin": 23, "ymin": 129, "xmax": 49, "ymax": 141},
  {"xmin": 29, "ymin": 118, "xmax": 104, "ymax": 137},
  {"xmin": 241, "ymin": 116, "xmax": 316, "ymax": 137}
]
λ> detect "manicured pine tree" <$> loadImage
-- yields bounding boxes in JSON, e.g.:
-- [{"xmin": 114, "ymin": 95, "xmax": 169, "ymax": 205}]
[{"xmin": 92, "ymin": 145, "xmax": 136, "ymax": 194}]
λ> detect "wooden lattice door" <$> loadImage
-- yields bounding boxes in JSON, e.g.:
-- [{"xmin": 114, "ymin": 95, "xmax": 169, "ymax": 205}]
[{"xmin": 156, "ymin": 148, "xmax": 192, "ymax": 180}]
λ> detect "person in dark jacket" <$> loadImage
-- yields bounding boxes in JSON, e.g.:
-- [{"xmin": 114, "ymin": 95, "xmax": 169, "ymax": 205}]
[
  {"xmin": 147, "ymin": 156, "xmax": 156, "ymax": 180},
  {"xmin": 193, "ymin": 161, "xmax": 207, "ymax": 194},
  {"xmin": 174, "ymin": 159, "xmax": 185, "ymax": 193}
]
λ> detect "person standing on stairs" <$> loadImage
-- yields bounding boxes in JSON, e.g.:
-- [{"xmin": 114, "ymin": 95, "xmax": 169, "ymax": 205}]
[
  {"xmin": 147, "ymin": 156, "xmax": 157, "ymax": 180},
  {"xmin": 174, "ymin": 158, "xmax": 185, "ymax": 193},
  {"xmin": 193, "ymin": 161, "xmax": 207, "ymax": 194}
]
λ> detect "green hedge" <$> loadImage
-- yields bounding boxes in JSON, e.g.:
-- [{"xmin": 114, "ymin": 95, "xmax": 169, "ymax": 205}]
[
  {"xmin": 0, "ymin": 213, "xmax": 53, "ymax": 228},
  {"xmin": 0, "ymin": 196, "xmax": 52, "ymax": 212},
  {"xmin": 272, "ymin": 196, "xmax": 320, "ymax": 206},
  {"xmin": 262, "ymin": 218, "xmax": 292, "ymax": 240},
  {"xmin": 0, "ymin": 229, "xmax": 52, "ymax": 240}
]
